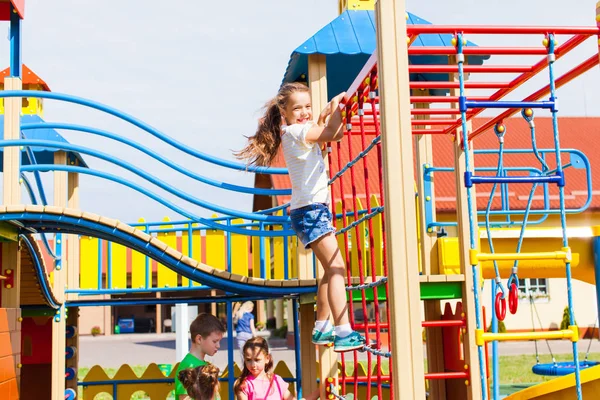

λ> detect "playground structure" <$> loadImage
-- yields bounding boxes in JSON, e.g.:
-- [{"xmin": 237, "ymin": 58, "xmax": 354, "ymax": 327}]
[{"xmin": 1, "ymin": 0, "xmax": 600, "ymax": 399}]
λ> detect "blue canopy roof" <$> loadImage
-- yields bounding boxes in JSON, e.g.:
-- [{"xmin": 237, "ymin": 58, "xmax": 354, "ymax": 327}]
[
  {"xmin": 282, "ymin": 10, "xmax": 489, "ymax": 98},
  {"xmin": 0, "ymin": 114, "xmax": 88, "ymax": 171}
]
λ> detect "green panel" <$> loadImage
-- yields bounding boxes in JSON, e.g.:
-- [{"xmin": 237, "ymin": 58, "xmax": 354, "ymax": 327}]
[
  {"xmin": 21, "ymin": 308, "xmax": 55, "ymax": 317},
  {"xmin": 420, "ymin": 281, "xmax": 463, "ymax": 300},
  {"xmin": 0, "ymin": 222, "xmax": 18, "ymax": 242},
  {"xmin": 300, "ymin": 280, "xmax": 463, "ymax": 304}
]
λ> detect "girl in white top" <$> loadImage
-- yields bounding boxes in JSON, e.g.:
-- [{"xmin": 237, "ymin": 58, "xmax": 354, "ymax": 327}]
[{"xmin": 235, "ymin": 82, "xmax": 365, "ymax": 352}]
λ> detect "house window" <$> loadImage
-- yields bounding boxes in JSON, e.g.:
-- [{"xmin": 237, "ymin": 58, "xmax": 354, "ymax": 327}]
[{"xmin": 518, "ymin": 278, "xmax": 549, "ymax": 301}]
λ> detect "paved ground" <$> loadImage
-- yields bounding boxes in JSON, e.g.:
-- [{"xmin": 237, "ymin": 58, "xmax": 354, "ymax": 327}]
[{"xmin": 79, "ymin": 332, "xmax": 600, "ymax": 371}]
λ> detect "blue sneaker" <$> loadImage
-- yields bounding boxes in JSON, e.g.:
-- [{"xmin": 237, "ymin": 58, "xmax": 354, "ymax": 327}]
[
  {"xmin": 334, "ymin": 331, "xmax": 366, "ymax": 352},
  {"xmin": 312, "ymin": 328, "xmax": 335, "ymax": 345}
]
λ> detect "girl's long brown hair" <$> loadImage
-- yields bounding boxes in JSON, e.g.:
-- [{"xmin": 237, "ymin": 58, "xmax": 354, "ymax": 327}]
[
  {"xmin": 234, "ymin": 336, "xmax": 275, "ymax": 396},
  {"xmin": 234, "ymin": 82, "xmax": 309, "ymax": 167},
  {"xmin": 178, "ymin": 364, "xmax": 220, "ymax": 400}
]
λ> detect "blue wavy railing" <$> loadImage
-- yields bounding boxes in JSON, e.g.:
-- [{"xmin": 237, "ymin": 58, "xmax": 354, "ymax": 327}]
[
  {"xmin": 0, "ymin": 90, "xmax": 288, "ymax": 174},
  {"xmin": 21, "ymin": 122, "xmax": 291, "ymax": 197},
  {"xmin": 21, "ymin": 163, "xmax": 294, "ymax": 237},
  {"xmin": 4, "ymin": 140, "xmax": 290, "ymax": 224},
  {"xmin": 20, "ymin": 174, "xmax": 60, "ymax": 262}
]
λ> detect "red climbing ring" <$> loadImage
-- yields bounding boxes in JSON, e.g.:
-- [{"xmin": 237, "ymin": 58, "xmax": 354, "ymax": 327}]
[
  {"xmin": 495, "ymin": 291, "xmax": 507, "ymax": 321},
  {"xmin": 508, "ymin": 282, "xmax": 519, "ymax": 315}
]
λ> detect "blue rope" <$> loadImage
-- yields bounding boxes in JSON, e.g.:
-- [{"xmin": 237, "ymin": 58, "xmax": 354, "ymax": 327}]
[
  {"xmin": 457, "ymin": 34, "xmax": 488, "ymax": 398},
  {"xmin": 547, "ymin": 34, "xmax": 582, "ymax": 400},
  {"xmin": 485, "ymin": 124, "xmax": 507, "ymax": 300}
]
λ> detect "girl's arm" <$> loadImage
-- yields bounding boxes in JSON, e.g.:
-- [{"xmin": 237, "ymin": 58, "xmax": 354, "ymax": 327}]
[
  {"xmin": 236, "ymin": 392, "xmax": 248, "ymax": 400},
  {"xmin": 250, "ymin": 318, "xmax": 257, "ymax": 336},
  {"xmin": 306, "ymin": 92, "xmax": 346, "ymax": 144},
  {"xmin": 283, "ymin": 389, "xmax": 296, "ymax": 400}
]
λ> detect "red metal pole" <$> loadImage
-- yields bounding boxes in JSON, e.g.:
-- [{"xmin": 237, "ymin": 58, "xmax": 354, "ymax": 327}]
[
  {"xmin": 445, "ymin": 33, "xmax": 590, "ymax": 136},
  {"xmin": 410, "ymin": 82, "xmax": 511, "ymax": 89},
  {"xmin": 409, "ymin": 46, "xmax": 549, "ymax": 56},
  {"xmin": 410, "ymin": 65, "xmax": 533, "ymax": 73},
  {"xmin": 407, "ymin": 25, "xmax": 600, "ymax": 35},
  {"xmin": 424, "ymin": 372, "xmax": 470, "ymax": 380}
]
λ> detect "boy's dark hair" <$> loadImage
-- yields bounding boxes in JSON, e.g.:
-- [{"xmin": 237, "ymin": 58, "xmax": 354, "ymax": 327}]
[{"xmin": 190, "ymin": 313, "xmax": 226, "ymax": 341}]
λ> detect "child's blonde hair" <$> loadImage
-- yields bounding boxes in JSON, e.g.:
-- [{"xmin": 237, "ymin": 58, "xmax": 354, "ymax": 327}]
[
  {"xmin": 233, "ymin": 336, "xmax": 274, "ymax": 396},
  {"xmin": 233, "ymin": 301, "xmax": 254, "ymax": 325},
  {"xmin": 234, "ymin": 82, "xmax": 310, "ymax": 167}
]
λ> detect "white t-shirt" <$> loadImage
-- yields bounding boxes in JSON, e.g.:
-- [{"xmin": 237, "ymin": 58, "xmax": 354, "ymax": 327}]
[{"xmin": 281, "ymin": 122, "xmax": 330, "ymax": 210}]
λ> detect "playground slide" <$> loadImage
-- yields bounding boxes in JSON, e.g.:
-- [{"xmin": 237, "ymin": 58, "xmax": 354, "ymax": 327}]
[
  {"xmin": 438, "ymin": 226, "xmax": 597, "ymax": 285},
  {"xmin": 505, "ymin": 364, "xmax": 600, "ymax": 399},
  {"xmin": 0, "ymin": 205, "xmax": 317, "ymax": 297}
]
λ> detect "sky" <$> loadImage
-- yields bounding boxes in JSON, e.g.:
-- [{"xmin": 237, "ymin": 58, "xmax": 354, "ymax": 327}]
[{"xmin": 0, "ymin": 0, "xmax": 598, "ymax": 224}]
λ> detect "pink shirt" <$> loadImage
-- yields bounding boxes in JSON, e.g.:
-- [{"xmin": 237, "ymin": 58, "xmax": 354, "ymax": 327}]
[{"xmin": 241, "ymin": 374, "xmax": 289, "ymax": 400}]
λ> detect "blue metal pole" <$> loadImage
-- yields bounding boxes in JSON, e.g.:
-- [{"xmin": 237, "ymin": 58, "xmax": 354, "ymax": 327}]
[{"xmin": 9, "ymin": 4, "xmax": 21, "ymax": 78}]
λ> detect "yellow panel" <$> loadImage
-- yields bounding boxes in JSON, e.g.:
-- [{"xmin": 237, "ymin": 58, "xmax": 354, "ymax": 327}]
[
  {"xmin": 131, "ymin": 218, "xmax": 147, "ymax": 289},
  {"xmin": 206, "ymin": 214, "xmax": 225, "ymax": 270},
  {"xmin": 354, "ymin": 198, "xmax": 368, "ymax": 278},
  {"xmin": 371, "ymin": 195, "xmax": 384, "ymax": 276},
  {"xmin": 290, "ymin": 236, "xmax": 297, "ymax": 279},
  {"xmin": 181, "ymin": 222, "xmax": 201, "ymax": 286},
  {"xmin": 80, "ymin": 236, "xmax": 100, "ymax": 289},
  {"xmin": 273, "ymin": 210, "xmax": 285, "ymax": 280},
  {"xmin": 157, "ymin": 217, "xmax": 178, "ymax": 288},
  {"xmin": 231, "ymin": 219, "xmax": 249, "ymax": 277},
  {"xmin": 110, "ymin": 242, "xmax": 127, "ymax": 289},
  {"xmin": 335, "ymin": 201, "xmax": 346, "ymax": 254},
  {"xmin": 252, "ymin": 225, "xmax": 271, "ymax": 279}
]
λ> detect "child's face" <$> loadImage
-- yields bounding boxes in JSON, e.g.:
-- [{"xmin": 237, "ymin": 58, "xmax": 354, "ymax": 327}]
[
  {"xmin": 244, "ymin": 347, "xmax": 269, "ymax": 377},
  {"xmin": 196, "ymin": 331, "xmax": 223, "ymax": 357},
  {"xmin": 282, "ymin": 91, "xmax": 312, "ymax": 125}
]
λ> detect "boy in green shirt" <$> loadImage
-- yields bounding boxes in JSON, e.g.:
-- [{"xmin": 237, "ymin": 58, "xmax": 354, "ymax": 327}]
[{"xmin": 175, "ymin": 313, "xmax": 226, "ymax": 399}]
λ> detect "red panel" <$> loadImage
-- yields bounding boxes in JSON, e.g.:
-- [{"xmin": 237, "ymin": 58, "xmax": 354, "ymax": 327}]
[
  {"xmin": 0, "ymin": 1, "xmax": 25, "ymax": 21},
  {"xmin": 20, "ymin": 317, "xmax": 52, "ymax": 364}
]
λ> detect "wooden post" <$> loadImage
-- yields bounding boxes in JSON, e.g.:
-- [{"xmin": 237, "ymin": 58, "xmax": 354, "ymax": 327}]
[
  {"xmin": 1, "ymin": 77, "xmax": 23, "ymax": 397},
  {"xmin": 450, "ymin": 57, "xmax": 485, "ymax": 399},
  {"xmin": 66, "ymin": 169, "xmax": 79, "ymax": 302},
  {"xmin": 414, "ymin": 91, "xmax": 446, "ymax": 400},
  {"xmin": 52, "ymin": 151, "xmax": 68, "ymax": 400},
  {"xmin": 374, "ymin": 1, "xmax": 427, "ymax": 398},
  {"xmin": 156, "ymin": 292, "xmax": 162, "ymax": 334}
]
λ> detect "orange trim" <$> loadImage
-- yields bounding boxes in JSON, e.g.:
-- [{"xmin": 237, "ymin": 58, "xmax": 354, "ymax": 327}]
[{"xmin": 0, "ymin": 64, "xmax": 50, "ymax": 91}]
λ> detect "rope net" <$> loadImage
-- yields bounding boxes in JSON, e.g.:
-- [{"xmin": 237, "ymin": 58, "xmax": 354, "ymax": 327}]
[{"xmin": 327, "ymin": 66, "xmax": 392, "ymax": 400}]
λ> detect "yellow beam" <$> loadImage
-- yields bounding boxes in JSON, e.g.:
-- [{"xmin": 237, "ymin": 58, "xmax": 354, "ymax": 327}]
[
  {"xmin": 469, "ymin": 247, "xmax": 571, "ymax": 265},
  {"xmin": 339, "ymin": 0, "xmax": 375, "ymax": 13},
  {"xmin": 475, "ymin": 325, "xmax": 579, "ymax": 346}
]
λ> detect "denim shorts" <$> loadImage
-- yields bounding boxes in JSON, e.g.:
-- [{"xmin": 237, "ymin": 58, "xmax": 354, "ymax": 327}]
[{"xmin": 290, "ymin": 203, "xmax": 336, "ymax": 249}]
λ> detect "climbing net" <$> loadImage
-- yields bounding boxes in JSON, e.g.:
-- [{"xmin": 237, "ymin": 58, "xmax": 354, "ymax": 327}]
[{"xmin": 325, "ymin": 66, "xmax": 392, "ymax": 400}]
